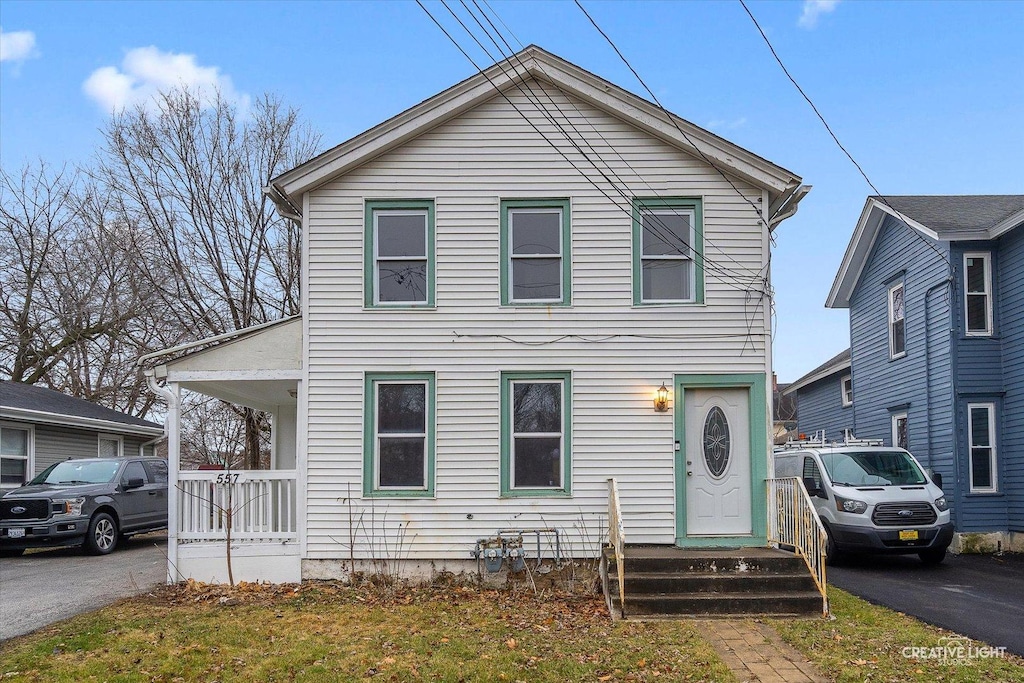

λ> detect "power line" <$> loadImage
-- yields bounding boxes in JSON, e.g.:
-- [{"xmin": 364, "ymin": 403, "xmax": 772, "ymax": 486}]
[{"xmin": 737, "ymin": 0, "xmax": 952, "ymax": 268}]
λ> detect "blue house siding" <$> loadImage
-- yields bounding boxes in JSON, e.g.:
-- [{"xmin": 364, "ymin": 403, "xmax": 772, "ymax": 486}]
[
  {"xmin": 794, "ymin": 373, "xmax": 853, "ymax": 441},
  {"xmin": 847, "ymin": 215, "xmax": 957, "ymax": 512},
  {"xmin": 994, "ymin": 225, "xmax": 1024, "ymax": 531}
]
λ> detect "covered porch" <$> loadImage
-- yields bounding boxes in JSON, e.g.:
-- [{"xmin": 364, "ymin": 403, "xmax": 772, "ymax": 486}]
[{"xmin": 145, "ymin": 317, "xmax": 303, "ymax": 584}]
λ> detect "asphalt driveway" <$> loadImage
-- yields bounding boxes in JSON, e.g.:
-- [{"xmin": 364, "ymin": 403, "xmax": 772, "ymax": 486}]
[
  {"xmin": 0, "ymin": 531, "xmax": 167, "ymax": 641},
  {"xmin": 829, "ymin": 551, "xmax": 1024, "ymax": 657}
]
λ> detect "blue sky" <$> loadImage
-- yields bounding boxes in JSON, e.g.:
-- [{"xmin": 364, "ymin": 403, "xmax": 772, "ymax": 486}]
[{"xmin": 2, "ymin": 0, "xmax": 1021, "ymax": 382}]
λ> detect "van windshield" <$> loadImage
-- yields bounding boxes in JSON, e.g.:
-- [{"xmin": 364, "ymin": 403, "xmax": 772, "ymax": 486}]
[{"xmin": 819, "ymin": 450, "xmax": 927, "ymax": 486}]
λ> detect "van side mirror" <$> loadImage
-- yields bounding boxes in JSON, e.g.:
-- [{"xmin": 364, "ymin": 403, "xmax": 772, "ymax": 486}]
[
  {"xmin": 802, "ymin": 477, "xmax": 827, "ymax": 499},
  {"xmin": 928, "ymin": 469, "xmax": 943, "ymax": 491}
]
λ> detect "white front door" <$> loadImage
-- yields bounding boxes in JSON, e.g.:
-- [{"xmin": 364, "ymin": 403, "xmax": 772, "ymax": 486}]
[{"xmin": 684, "ymin": 387, "xmax": 752, "ymax": 536}]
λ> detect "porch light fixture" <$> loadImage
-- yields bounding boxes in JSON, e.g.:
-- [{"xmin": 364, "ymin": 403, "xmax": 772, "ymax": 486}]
[{"xmin": 654, "ymin": 383, "xmax": 670, "ymax": 412}]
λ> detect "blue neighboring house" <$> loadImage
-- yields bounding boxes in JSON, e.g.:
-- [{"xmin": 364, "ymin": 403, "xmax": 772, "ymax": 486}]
[{"xmin": 786, "ymin": 195, "xmax": 1024, "ymax": 552}]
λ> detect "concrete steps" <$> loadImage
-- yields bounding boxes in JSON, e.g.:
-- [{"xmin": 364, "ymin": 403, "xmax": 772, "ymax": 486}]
[{"xmin": 602, "ymin": 545, "xmax": 824, "ymax": 619}]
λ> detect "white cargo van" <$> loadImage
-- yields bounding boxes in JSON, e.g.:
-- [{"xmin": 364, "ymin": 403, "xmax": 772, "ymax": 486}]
[{"xmin": 773, "ymin": 438, "xmax": 953, "ymax": 564}]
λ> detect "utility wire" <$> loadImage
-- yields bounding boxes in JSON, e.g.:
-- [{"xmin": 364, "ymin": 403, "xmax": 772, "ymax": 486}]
[{"xmin": 737, "ymin": 0, "xmax": 952, "ymax": 268}]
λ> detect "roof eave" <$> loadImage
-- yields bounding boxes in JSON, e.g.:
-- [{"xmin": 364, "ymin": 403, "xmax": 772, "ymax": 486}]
[
  {"xmin": 782, "ymin": 359, "xmax": 852, "ymax": 395},
  {"xmin": 270, "ymin": 46, "xmax": 801, "ymax": 210},
  {"xmin": 0, "ymin": 407, "xmax": 163, "ymax": 436}
]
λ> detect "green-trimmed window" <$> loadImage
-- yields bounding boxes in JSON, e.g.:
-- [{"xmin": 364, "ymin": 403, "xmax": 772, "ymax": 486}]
[
  {"xmin": 500, "ymin": 371, "xmax": 571, "ymax": 496},
  {"xmin": 365, "ymin": 200, "xmax": 435, "ymax": 307},
  {"xmin": 632, "ymin": 198, "xmax": 704, "ymax": 304},
  {"xmin": 363, "ymin": 373, "xmax": 435, "ymax": 497},
  {"xmin": 500, "ymin": 199, "xmax": 571, "ymax": 305}
]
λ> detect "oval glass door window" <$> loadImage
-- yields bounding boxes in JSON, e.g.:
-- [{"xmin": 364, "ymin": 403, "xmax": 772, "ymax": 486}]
[{"xmin": 703, "ymin": 406, "xmax": 731, "ymax": 478}]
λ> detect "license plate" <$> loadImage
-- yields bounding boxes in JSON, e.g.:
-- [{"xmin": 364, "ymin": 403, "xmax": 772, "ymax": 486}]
[
  {"xmin": 899, "ymin": 529, "xmax": 919, "ymax": 541},
  {"xmin": 7, "ymin": 528, "xmax": 25, "ymax": 539}
]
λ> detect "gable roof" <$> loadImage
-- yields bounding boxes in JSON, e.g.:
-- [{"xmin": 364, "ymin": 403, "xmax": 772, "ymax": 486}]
[
  {"xmin": 266, "ymin": 45, "xmax": 806, "ymax": 223},
  {"xmin": 0, "ymin": 380, "xmax": 163, "ymax": 436},
  {"xmin": 827, "ymin": 195, "xmax": 1024, "ymax": 308},
  {"xmin": 782, "ymin": 348, "xmax": 851, "ymax": 396}
]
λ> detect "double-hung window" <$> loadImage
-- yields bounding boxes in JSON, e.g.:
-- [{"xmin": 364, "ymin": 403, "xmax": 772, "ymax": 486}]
[
  {"xmin": 633, "ymin": 198, "xmax": 704, "ymax": 304},
  {"xmin": 365, "ymin": 200, "xmax": 435, "ymax": 307},
  {"xmin": 501, "ymin": 372, "xmax": 571, "ymax": 496},
  {"xmin": 0, "ymin": 423, "xmax": 32, "ymax": 488},
  {"xmin": 98, "ymin": 434, "xmax": 123, "ymax": 458},
  {"xmin": 967, "ymin": 402, "xmax": 997, "ymax": 493},
  {"xmin": 841, "ymin": 375, "xmax": 853, "ymax": 407},
  {"xmin": 964, "ymin": 252, "xmax": 993, "ymax": 336},
  {"xmin": 501, "ymin": 199, "xmax": 571, "ymax": 305},
  {"xmin": 364, "ymin": 373, "xmax": 435, "ymax": 496},
  {"xmin": 888, "ymin": 281, "xmax": 906, "ymax": 359}
]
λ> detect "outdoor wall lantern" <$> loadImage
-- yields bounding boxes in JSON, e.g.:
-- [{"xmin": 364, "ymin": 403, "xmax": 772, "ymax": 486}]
[{"xmin": 654, "ymin": 383, "xmax": 671, "ymax": 413}]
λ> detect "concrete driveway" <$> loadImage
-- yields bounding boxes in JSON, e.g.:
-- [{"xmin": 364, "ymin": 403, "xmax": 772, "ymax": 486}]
[
  {"xmin": 0, "ymin": 532, "xmax": 167, "ymax": 642},
  {"xmin": 829, "ymin": 551, "xmax": 1024, "ymax": 658}
]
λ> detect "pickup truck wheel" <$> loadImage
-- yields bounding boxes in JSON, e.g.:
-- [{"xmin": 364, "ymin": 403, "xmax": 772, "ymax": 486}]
[
  {"xmin": 85, "ymin": 512, "xmax": 119, "ymax": 555},
  {"xmin": 919, "ymin": 547, "xmax": 946, "ymax": 565}
]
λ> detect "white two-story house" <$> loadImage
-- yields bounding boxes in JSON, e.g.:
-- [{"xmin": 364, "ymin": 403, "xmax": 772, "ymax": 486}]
[{"xmin": 144, "ymin": 46, "xmax": 808, "ymax": 584}]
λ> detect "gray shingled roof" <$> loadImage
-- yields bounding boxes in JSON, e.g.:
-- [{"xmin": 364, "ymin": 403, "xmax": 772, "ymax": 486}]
[
  {"xmin": 877, "ymin": 195, "xmax": 1024, "ymax": 237},
  {"xmin": 0, "ymin": 380, "xmax": 161, "ymax": 430},
  {"xmin": 783, "ymin": 348, "xmax": 851, "ymax": 395}
]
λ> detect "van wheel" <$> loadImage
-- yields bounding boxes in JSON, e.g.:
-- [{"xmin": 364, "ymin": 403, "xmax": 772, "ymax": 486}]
[
  {"xmin": 919, "ymin": 548, "xmax": 946, "ymax": 565},
  {"xmin": 84, "ymin": 513, "xmax": 119, "ymax": 555}
]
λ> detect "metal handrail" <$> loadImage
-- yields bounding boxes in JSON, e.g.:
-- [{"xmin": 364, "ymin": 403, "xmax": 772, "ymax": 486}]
[
  {"xmin": 767, "ymin": 477, "xmax": 829, "ymax": 616},
  {"xmin": 607, "ymin": 478, "xmax": 626, "ymax": 614}
]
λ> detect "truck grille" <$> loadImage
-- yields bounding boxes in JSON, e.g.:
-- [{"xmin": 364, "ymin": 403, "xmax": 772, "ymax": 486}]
[
  {"xmin": 872, "ymin": 502, "xmax": 937, "ymax": 527},
  {"xmin": 0, "ymin": 499, "xmax": 51, "ymax": 521}
]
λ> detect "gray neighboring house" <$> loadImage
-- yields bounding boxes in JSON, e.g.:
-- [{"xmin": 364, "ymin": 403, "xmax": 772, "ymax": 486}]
[
  {"xmin": 0, "ymin": 380, "xmax": 163, "ymax": 490},
  {"xmin": 782, "ymin": 348, "xmax": 852, "ymax": 442}
]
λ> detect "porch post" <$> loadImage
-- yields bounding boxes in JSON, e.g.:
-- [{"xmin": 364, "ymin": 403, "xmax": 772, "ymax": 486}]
[{"xmin": 166, "ymin": 382, "xmax": 180, "ymax": 583}]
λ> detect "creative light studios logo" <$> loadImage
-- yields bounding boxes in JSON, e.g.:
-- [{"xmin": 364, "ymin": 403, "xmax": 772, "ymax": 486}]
[{"xmin": 902, "ymin": 636, "xmax": 1008, "ymax": 666}]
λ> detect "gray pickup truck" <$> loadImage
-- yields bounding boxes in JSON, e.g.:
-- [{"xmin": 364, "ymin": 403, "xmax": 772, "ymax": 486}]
[{"xmin": 0, "ymin": 457, "xmax": 168, "ymax": 556}]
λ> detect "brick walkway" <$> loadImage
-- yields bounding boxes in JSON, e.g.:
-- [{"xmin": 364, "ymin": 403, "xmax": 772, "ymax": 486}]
[{"xmin": 694, "ymin": 619, "xmax": 828, "ymax": 683}]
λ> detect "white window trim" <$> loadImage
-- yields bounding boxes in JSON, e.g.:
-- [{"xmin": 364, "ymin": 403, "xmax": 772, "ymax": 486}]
[
  {"xmin": 967, "ymin": 402, "xmax": 998, "ymax": 493},
  {"xmin": 0, "ymin": 421, "xmax": 35, "ymax": 489},
  {"xmin": 508, "ymin": 207, "xmax": 564, "ymax": 304},
  {"xmin": 963, "ymin": 252, "xmax": 993, "ymax": 337},
  {"xmin": 888, "ymin": 281, "xmax": 906, "ymax": 360},
  {"xmin": 373, "ymin": 209, "xmax": 429, "ymax": 306},
  {"xmin": 509, "ymin": 379, "xmax": 566, "ymax": 490},
  {"xmin": 841, "ymin": 375, "xmax": 853, "ymax": 407},
  {"xmin": 891, "ymin": 412, "xmax": 908, "ymax": 450},
  {"xmin": 640, "ymin": 208, "xmax": 697, "ymax": 304},
  {"xmin": 373, "ymin": 380, "xmax": 429, "ymax": 491},
  {"xmin": 98, "ymin": 433, "xmax": 124, "ymax": 458}
]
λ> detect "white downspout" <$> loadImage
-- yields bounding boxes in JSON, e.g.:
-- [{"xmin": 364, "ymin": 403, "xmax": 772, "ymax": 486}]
[{"xmin": 146, "ymin": 370, "xmax": 180, "ymax": 584}]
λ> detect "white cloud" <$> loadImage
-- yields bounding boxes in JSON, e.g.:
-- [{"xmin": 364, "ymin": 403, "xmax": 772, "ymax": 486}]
[
  {"xmin": 0, "ymin": 27, "xmax": 38, "ymax": 63},
  {"xmin": 798, "ymin": 0, "xmax": 840, "ymax": 29},
  {"xmin": 83, "ymin": 46, "xmax": 248, "ymax": 112}
]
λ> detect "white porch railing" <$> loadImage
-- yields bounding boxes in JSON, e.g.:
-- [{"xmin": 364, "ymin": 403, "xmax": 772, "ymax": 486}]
[
  {"xmin": 177, "ymin": 470, "xmax": 297, "ymax": 543},
  {"xmin": 767, "ymin": 477, "xmax": 829, "ymax": 616},
  {"xmin": 607, "ymin": 478, "xmax": 626, "ymax": 614}
]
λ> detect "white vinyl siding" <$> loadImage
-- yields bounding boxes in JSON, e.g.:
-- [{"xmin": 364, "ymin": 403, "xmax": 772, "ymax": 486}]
[
  {"xmin": 302, "ymin": 82, "xmax": 770, "ymax": 560},
  {"xmin": 967, "ymin": 402, "xmax": 997, "ymax": 493},
  {"xmin": 964, "ymin": 252, "xmax": 993, "ymax": 336}
]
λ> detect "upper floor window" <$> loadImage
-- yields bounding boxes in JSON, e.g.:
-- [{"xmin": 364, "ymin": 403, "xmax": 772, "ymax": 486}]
[
  {"xmin": 501, "ymin": 199, "xmax": 571, "ymax": 306},
  {"xmin": 888, "ymin": 281, "xmax": 906, "ymax": 359},
  {"xmin": 964, "ymin": 252, "xmax": 993, "ymax": 336},
  {"xmin": 0, "ymin": 423, "xmax": 32, "ymax": 488},
  {"xmin": 633, "ymin": 198, "xmax": 704, "ymax": 305},
  {"xmin": 841, "ymin": 375, "xmax": 853, "ymax": 407},
  {"xmin": 501, "ymin": 372, "xmax": 571, "ymax": 497},
  {"xmin": 363, "ymin": 373, "xmax": 435, "ymax": 497},
  {"xmin": 364, "ymin": 200, "xmax": 435, "ymax": 307},
  {"xmin": 967, "ymin": 402, "xmax": 997, "ymax": 493}
]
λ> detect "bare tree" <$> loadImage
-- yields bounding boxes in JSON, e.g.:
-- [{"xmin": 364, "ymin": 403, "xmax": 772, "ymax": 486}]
[{"xmin": 97, "ymin": 89, "xmax": 320, "ymax": 468}]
